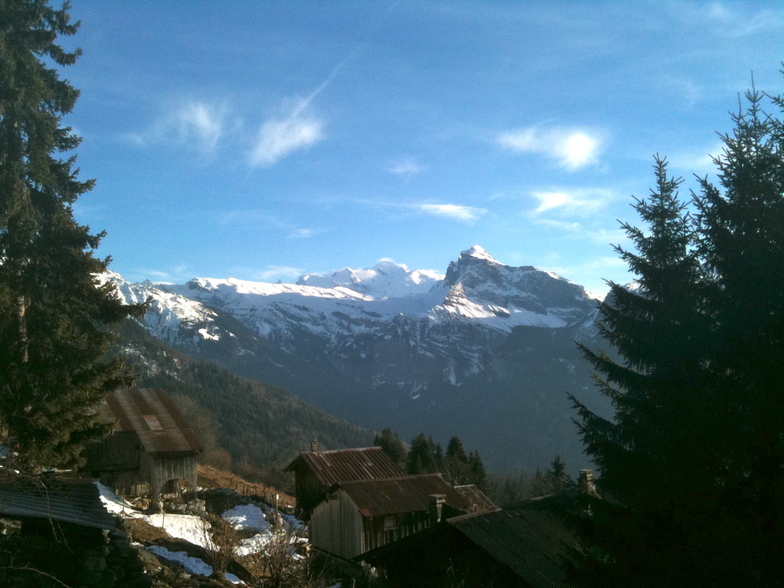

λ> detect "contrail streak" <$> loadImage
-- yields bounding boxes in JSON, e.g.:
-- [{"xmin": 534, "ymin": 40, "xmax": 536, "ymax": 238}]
[{"xmin": 288, "ymin": 2, "xmax": 398, "ymax": 119}]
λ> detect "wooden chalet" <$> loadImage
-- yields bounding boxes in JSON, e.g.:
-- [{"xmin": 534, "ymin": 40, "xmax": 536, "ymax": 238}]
[
  {"xmin": 309, "ymin": 473, "xmax": 477, "ymax": 560},
  {"xmin": 363, "ymin": 488, "xmax": 589, "ymax": 588},
  {"xmin": 84, "ymin": 388, "xmax": 202, "ymax": 500},
  {"xmin": 284, "ymin": 446, "xmax": 406, "ymax": 514}
]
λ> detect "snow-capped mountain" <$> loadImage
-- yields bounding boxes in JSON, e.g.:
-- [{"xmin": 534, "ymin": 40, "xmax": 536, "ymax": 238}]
[
  {"xmin": 297, "ymin": 259, "xmax": 443, "ymax": 299},
  {"xmin": 156, "ymin": 245, "xmax": 595, "ymax": 340},
  {"xmin": 101, "ymin": 272, "xmax": 223, "ymax": 345},
  {"xmin": 108, "ymin": 246, "xmax": 606, "ymax": 470}
]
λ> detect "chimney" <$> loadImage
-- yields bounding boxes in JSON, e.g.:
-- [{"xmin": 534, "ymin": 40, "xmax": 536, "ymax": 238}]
[
  {"xmin": 578, "ymin": 469, "xmax": 596, "ymax": 494},
  {"xmin": 429, "ymin": 494, "xmax": 446, "ymax": 524},
  {"xmin": 310, "ymin": 439, "xmax": 319, "ymax": 452}
]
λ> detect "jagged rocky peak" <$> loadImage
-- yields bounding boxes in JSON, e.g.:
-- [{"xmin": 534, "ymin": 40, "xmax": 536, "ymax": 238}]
[
  {"xmin": 445, "ymin": 245, "xmax": 509, "ymax": 288},
  {"xmin": 442, "ymin": 245, "xmax": 595, "ymax": 317},
  {"xmin": 464, "ymin": 244, "xmax": 501, "ymax": 263}
]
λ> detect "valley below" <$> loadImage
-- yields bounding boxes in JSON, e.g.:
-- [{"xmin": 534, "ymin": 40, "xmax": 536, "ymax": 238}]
[{"xmin": 111, "ymin": 245, "xmax": 612, "ymax": 472}]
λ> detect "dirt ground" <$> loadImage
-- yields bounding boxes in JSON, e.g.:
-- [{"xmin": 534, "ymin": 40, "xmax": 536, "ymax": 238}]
[{"xmin": 197, "ymin": 465, "xmax": 296, "ymax": 510}]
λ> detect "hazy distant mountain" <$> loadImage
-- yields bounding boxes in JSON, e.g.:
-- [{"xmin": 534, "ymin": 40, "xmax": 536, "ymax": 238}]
[{"xmin": 108, "ymin": 246, "xmax": 609, "ymax": 471}]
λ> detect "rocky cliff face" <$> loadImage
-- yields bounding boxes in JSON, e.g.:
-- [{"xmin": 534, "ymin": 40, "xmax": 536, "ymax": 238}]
[{"xmin": 108, "ymin": 246, "xmax": 608, "ymax": 470}]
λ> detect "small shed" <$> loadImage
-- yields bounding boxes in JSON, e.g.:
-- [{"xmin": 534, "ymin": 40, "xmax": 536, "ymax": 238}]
[
  {"xmin": 0, "ymin": 474, "xmax": 115, "ymax": 532},
  {"xmin": 0, "ymin": 474, "xmax": 117, "ymax": 585},
  {"xmin": 284, "ymin": 446, "xmax": 406, "ymax": 515},
  {"xmin": 84, "ymin": 388, "xmax": 202, "ymax": 500},
  {"xmin": 310, "ymin": 473, "xmax": 473, "ymax": 560}
]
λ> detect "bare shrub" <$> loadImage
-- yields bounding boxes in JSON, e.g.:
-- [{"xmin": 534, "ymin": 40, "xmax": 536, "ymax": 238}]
[
  {"xmin": 201, "ymin": 513, "xmax": 241, "ymax": 575},
  {"xmin": 242, "ymin": 526, "xmax": 323, "ymax": 588}
]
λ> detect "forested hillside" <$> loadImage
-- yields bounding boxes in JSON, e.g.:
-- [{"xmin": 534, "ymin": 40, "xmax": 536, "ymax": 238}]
[{"xmin": 115, "ymin": 320, "xmax": 375, "ymax": 482}]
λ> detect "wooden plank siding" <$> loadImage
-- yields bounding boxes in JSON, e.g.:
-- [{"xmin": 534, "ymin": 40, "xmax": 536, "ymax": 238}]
[
  {"xmin": 362, "ymin": 511, "xmax": 431, "ymax": 554},
  {"xmin": 310, "ymin": 487, "xmax": 443, "ymax": 560},
  {"xmin": 144, "ymin": 453, "xmax": 199, "ymax": 498},
  {"xmin": 310, "ymin": 489, "xmax": 364, "ymax": 560}
]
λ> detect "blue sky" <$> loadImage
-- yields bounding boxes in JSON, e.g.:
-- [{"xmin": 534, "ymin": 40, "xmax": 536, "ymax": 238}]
[{"xmin": 63, "ymin": 1, "xmax": 783, "ymax": 295}]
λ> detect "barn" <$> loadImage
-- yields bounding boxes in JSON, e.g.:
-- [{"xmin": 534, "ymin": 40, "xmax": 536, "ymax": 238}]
[
  {"xmin": 84, "ymin": 388, "xmax": 202, "ymax": 501},
  {"xmin": 284, "ymin": 445, "xmax": 406, "ymax": 515}
]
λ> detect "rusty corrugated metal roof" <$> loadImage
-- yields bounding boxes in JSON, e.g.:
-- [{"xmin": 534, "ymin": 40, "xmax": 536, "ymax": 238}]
[
  {"xmin": 285, "ymin": 447, "xmax": 405, "ymax": 486},
  {"xmin": 0, "ymin": 475, "xmax": 115, "ymax": 530},
  {"xmin": 103, "ymin": 388, "xmax": 202, "ymax": 455},
  {"xmin": 447, "ymin": 490, "xmax": 584, "ymax": 588},
  {"xmin": 336, "ymin": 474, "xmax": 471, "ymax": 517}
]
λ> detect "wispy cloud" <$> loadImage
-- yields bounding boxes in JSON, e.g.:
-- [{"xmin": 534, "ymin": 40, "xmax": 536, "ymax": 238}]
[
  {"xmin": 249, "ymin": 38, "xmax": 366, "ymax": 167},
  {"xmin": 498, "ymin": 126, "xmax": 604, "ymax": 170},
  {"xmin": 355, "ymin": 199, "xmax": 488, "ymax": 224},
  {"xmin": 287, "ymin": 227, "xmax": 323, "ymax": 239},
  {"xmin": 219, "ymin": 209, "xmax": 320, "ymax": 241},
  {"xmin": 176, "ymin": 103, "xmax": 223, "ymax": 150},
  {"xmin": 548, "ymin": 255, "xmax": 631, "ymax": 296},
  {"xmin": 668, "ymin": 1, "xmax": 784, "ymax": 38},
  {"xmin": 668, "ymin": 143, "xmax": 723, "ymax": 175},
  {"xmin": 249, "ymin": 103, "xmax": 325, "ymax": 167},
  {"xmin": 534, "ymin": 218, "xmax": 628, "ymax": 246},
  {"xmin": 663, "ymin": 76, "xmax": 704, "ymax": 107},
  {"xmin": 528, "ymin": 188, "xmax": 613, "ymax": 215},
  {"xmin": 414, "ymin": 204, "xmax": 487, "ymax": 222},
  {"xmin": 130, "ymin": 101, "xmax": 226, "ymax": 155},
  {"xmin": 390, "ymin": 158, "xmax": 427, "ymax": 177}
]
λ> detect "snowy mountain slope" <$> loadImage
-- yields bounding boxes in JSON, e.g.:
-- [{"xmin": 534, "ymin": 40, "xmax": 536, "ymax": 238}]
[
  {"xmin": 99, "ymin": 272, "xmax": 224, "ymax": 346},
  {"xmin": 157, "ymin": 245, "xmax": 595, "ymax": 340},
  {"xmin": 107, "ymin": 246, "xmax": 605, "ymax": 470},
  {"xmin": 297, "ymin": 259, "xmax": 443, "ymax": 299}
]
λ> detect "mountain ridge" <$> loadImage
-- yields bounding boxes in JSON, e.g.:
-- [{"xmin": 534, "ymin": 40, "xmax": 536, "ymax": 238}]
[{"xmin": 108, "ymin": 246, "xmax": 608, "ymax": 470}]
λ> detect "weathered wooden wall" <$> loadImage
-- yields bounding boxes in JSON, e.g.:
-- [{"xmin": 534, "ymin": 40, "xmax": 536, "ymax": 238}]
[
  {"xmin": 310, "ymin": 489, "xmax": 364, "ymax": 560},
  {"xmin": 85, "ymin": 433, "xmax": 198, "ymax": 499},
  {"xmin": 362, "ymin": 511, "xmax": 432, "ymax": 553},
  {"xmin": 311, "ymin": 491, "xmax": 436, "ymax": 560},
  {"xmin": 144, "ymin": 452, "xmax": 199, "ymax": 498},
  {"xmin": 292, "ymin": 463, "xmax": 327, "ymax": 513},
  {"xmin": 84, "ymin": 432, "xmax": 148, "ymax": 496}
]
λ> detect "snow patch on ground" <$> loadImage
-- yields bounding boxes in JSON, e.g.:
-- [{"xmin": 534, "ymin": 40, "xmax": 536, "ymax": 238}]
[
  {"xmin": 95, "ymin": 484, "xmax": 213, "ymax": 548},
  {"xmin": 198, "ymin": 327, "xmax": 220, "ymax": 341},
  {"xmin": 95, "ymin": 481, "xmax": 139, "ymax": 516},
  {"xmin": 222, "ymin": 504, "xmax": 270, "ymax": 533},
  {"xmin": 145, "ymin": 545, "xmax": 213, "ymax": 577},
  {"xmin": 235, "ymin": 532, "xmax": 274, "ymax": 557},
  {"xmin": 144, "ymin": 513, "xmax": 212, "ymax": 549}
]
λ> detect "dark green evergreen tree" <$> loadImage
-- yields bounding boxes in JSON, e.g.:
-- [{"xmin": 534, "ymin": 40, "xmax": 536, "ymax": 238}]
[
  {"xmin": 433, "ymin": 441, "xmax": 445, "ymax": 472},
  {"xmin": 0, "ymin": 0, "xmax": 143, "ymax": 468},
  {"xmin": 685, "ymin": 86, "xmax": 784, "ymax": 583},
  {"xmin": 572, "ymin": 87, "xmax": 784, "ymax": 586},
  {"xmin": 570, "ymin": 156, "xmax": 709, "ymax": 585},
  {"xmin": 530, "ymin": 468, "xmax": 548, "ymax": 497},
  {"xmin": 547, "ymin": 455, "xmax": 571, "ymax": 493},
  {"xmin": 467, "ymin": 450, "xmax": 487, "ymax": 491},
  {"xmin": 446, "ymin": 435, "xmax": 467, "ymax": 462},
  {"xmin": 443, "ymin": 435, "xmax": 469, "ymax": 485},
  {"xmin": 407, "ymin": 433, "xmax": 438, "ymax": 475},
  {"xmin": 373, "ymin": 428, "xmax": 407, "ymax": 469}
]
